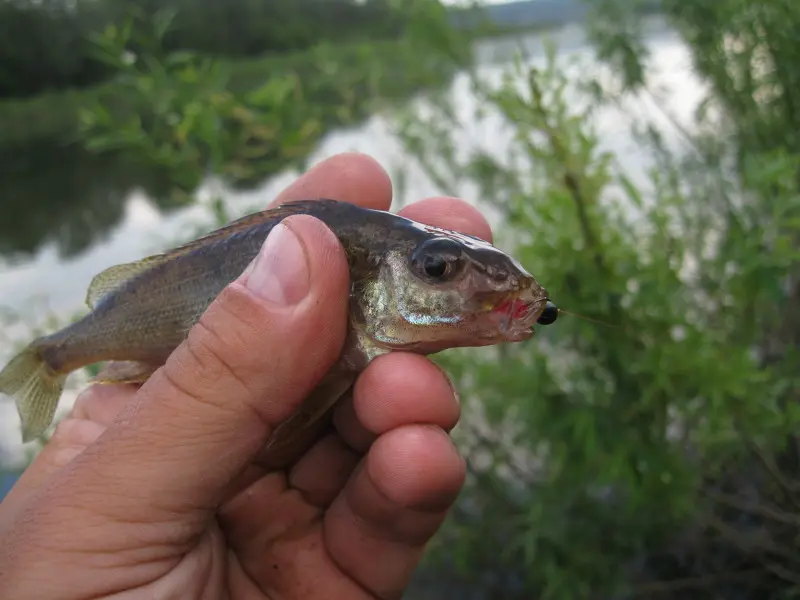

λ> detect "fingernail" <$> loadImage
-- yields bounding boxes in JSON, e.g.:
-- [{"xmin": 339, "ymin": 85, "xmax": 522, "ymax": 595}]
[{"xmin": 245, "ymin": 223, "xmax": 310, "ymax": 305}]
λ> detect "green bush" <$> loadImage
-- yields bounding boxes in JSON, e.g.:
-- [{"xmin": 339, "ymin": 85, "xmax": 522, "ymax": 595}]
[{"xmin": 395, "ymin": 2, "xmax": 800, "ymax": 597}]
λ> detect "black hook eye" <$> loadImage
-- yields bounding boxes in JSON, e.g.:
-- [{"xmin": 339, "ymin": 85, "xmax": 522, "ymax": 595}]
[{"xmin": 537, "ymin": 300, "xmax": 558, "ymax": 325}]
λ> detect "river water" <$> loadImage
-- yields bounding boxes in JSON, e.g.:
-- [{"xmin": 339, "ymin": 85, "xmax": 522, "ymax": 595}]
[{"xmin": 0, "ymin": 16, "xmax": 705, "ymax": 464}]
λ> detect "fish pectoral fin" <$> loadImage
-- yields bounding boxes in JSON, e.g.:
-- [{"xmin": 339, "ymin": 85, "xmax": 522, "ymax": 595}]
[
  {"xmin": 261, "ymin": 370, "xmax": 357, "ymax": 463},
  {"xmin": 91, "ymin": 361, "xmax": 161, "ymax": 384},
  {"xmin": 86, "ymin": 256, "xmax": 170, "ymax": 309}
]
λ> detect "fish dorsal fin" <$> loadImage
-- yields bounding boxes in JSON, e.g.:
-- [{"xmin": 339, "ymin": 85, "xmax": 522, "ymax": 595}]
[
  {"xmin": 86, "ymin": 255, "xmax": 172, "ymax": 309},
  {"xmin": 134, "ymin": 200, "xmax": 332, "ymax": 263},
  {"xmin": 85, "ymin": 200, "xmax": 333, "ymax": 310}
]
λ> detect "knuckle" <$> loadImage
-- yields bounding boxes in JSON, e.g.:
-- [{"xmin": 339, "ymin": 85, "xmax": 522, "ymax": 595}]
[
  {"xmin": 165, "ymin": 284, "xmax": 268, "ymax": 406},
  {"xmin": 50, "ymin": 417, "xmax": 78, "ymax": 444},
  {"xmin": 69, "ymin": 388, "xmax": 96, "ymax": 419},
  {"xmin": 51, "ymin": 417, "xmax": 104, "ymax": 449},
  {"xmin": 51, "ymin": 417, "xmax": 82, "ymax": 443},
  {"xmin": 51, "ymin": 444, "xmax": 87, "ymax": 469}
]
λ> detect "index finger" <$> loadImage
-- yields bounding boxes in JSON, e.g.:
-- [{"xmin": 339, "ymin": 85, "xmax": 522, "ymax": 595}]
[{"xmin": 271, "ymin": 152, "xmax": 393, "ymax": 211}]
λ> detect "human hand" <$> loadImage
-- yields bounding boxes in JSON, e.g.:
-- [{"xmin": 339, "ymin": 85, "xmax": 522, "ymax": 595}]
[{"xmin": 0, "ymin": 153, "xmax": 494, "ymax": 599}]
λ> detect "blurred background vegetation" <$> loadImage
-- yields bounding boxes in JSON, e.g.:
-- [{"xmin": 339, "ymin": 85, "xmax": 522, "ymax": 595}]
[{"xmin": 1, "ymin": 0, "xmax": 800, "ymax": 598}]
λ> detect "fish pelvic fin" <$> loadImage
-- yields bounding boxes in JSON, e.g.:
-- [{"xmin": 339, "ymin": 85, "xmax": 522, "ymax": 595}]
[
  {"xmin": 91, "ymin": 360, "xmax": 160, "ymax": 385},
  {"xmin": 0, "ymin": 344, "xmax": 66, "ymax": 443}
]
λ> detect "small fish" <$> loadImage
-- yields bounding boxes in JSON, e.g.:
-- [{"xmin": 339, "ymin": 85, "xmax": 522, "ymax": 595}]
[{"xmin": 0, "ymin": 199, "xmax": 557, "ymax": 463}]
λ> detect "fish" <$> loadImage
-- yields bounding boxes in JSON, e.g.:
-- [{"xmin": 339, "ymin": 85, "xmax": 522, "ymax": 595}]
[{"xmin": 0, "ymin": 198, "xmax": 557, "ymax": 463}]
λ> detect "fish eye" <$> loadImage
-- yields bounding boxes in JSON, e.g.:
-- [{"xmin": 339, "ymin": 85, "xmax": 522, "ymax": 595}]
[
  {"xmin": 423, "ymin": 255, "xmax": 448, "ymax": 278},
  {"xmin": 411, "ymin": 237, "xmax": 464, "ymax": 282},
  {"xmin": 537, "ymin": 300, "xmax": 558, "ymax": 325}
]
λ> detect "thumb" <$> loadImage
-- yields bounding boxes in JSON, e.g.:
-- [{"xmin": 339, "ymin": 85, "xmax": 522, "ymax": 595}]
[{"xmin": 52, "ymin": 215, "xmax": 350, "ymax": 521}]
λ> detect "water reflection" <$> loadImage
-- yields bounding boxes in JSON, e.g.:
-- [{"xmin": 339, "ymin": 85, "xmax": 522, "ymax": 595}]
[{"xmin": 0, "ymin": 144, "xmax": 179, "ymax": 261}]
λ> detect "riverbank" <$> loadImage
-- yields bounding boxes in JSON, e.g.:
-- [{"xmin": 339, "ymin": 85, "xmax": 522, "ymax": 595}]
[
  {"xmin": 0, "ymin": 33, "xmax": 470, "ymax": 261},
  {"xmin": 0, "ymin": 36, "xmax": 467, "ymax": 151}
]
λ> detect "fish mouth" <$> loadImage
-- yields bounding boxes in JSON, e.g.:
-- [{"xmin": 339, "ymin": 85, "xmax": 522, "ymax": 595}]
[{"xmin": 489, "ymin": 294, "xmax": 546, "ymax": 341}]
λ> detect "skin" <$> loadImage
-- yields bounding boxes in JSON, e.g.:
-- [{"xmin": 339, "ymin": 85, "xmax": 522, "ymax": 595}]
[{"xmin": 0, "ymin": 152, "xmax": 495, "ymax": 599}]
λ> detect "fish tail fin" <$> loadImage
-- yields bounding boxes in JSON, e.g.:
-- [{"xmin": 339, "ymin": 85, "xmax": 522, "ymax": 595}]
[{"xmin": 0, "ymin": 344, "xmax": 66, "ymax": 443}]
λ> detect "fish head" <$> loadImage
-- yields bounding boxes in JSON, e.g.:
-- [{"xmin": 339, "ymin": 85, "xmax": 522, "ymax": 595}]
[{"xmin": 355, "ymin": 222, "xmax": 552, "ymax": 355}]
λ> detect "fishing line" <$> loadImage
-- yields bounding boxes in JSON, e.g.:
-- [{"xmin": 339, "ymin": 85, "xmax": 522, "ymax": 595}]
[{"xmin": 557, "ymin": 308, "xmax": 618, "ymax": 329}]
